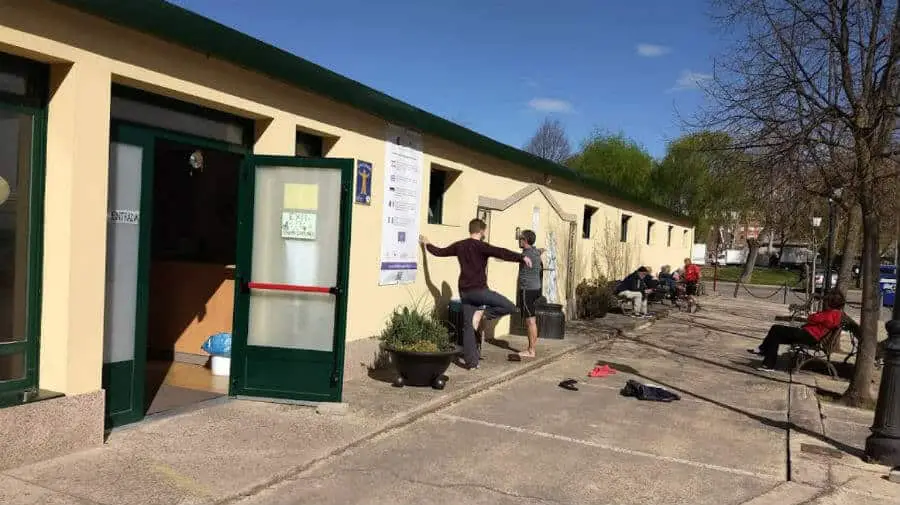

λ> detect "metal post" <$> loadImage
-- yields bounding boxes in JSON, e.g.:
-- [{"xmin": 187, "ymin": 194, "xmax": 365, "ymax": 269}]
[
  {"xmin": 783, "ymin": 282, "xmax": 788, "ymax": 305},
  {"xmin": 865, "ymin": 286, "xmax": 900, "ymax": 466},
  {"xmin": 810, "ymin": 239, "xmax": 817, "ymax": 302},
  {"xmin": 713, "ymin": 244, "xmax": 719, "ymax": 292},
  {"xmin": 824, "ymin": 198, "xmax": 836, "ymax": 296}
]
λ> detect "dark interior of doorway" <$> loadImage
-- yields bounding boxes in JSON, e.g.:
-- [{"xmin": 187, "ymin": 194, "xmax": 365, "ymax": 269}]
[{"xmin": 144, "ymin": 137, "xmax": 242, "ymax": 416}]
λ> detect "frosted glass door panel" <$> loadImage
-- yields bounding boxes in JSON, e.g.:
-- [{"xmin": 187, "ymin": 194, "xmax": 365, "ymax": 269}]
[
  {"xmin": 103, "ymin": 142, "xmax": 142, "ymax": 363},
  {"xmin": 248, "ymin": 166, "xmax": 341, "ymax": 351}
]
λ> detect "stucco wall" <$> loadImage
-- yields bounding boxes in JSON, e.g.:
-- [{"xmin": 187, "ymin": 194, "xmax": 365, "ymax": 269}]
[{"xmin": 0, "ymin": 0, "xmax": 693, "ymax": 394}]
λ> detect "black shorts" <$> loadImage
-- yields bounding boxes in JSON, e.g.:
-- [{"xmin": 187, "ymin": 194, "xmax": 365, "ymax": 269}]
[
  {"xmin": 685, "ymin": 282, "xmax": 698, "ymax": 296},
  {"xmin": 518, "ymin": 289, "xmax": 542, "ymax": 318}
]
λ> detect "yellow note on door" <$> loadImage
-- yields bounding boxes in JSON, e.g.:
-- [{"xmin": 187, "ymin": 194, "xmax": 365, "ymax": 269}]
[{"xmin": 283, "ymin": 183, "xmax": 318, "ymax": 210}]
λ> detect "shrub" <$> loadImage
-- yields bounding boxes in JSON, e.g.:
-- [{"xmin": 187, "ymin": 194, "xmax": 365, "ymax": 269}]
[
  {"xmin": 576, "ymin": 276, "xmax": 616, "ymax": 319},
  {"xmin": 379, "ymin": 305, "xmax": 455, "ymax": 353}
]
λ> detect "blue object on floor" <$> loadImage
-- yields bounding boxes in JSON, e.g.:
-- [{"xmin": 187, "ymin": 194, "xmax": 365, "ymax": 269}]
[{"xmin": 201, "ymin": 332, "xmax": 232, "ymax": 357}]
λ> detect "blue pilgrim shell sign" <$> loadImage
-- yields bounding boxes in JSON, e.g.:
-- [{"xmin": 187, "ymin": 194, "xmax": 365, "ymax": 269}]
[{"xmin": 356, "ymin": 160, "xmax": 373, "ymax": 205}]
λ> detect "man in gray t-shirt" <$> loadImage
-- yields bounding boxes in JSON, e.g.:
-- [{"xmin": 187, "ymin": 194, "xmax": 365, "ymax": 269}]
[{"xmin": 516, "ymin": 230, "xmax": 543, "ymax": 358}]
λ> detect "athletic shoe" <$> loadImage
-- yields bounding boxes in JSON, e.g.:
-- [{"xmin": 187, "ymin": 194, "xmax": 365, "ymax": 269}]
[
  {"xmin": 756, "ymin": 365, "xmax": 776, "ymax": 372},
  {"xmin": 746, "ymin": 348, "xmax": 762, "ymax": 355}
]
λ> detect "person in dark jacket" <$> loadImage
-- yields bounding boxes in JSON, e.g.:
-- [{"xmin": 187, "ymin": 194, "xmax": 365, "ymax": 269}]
[
  {"xmin": 421, "ymin": 218, "xmax": 532, "ymax": 368},
  {"xmin": 658, "ymin": 265, "xmax": 677, "ymax": 299},
  {"xmin": 615, "ymin": 267, "xmax": 649, "ymax": 316}
]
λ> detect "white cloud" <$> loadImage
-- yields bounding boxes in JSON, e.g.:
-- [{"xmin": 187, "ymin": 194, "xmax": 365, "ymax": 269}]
[
  {"xmin": 636, "ymin": 43, "xmax": 671, "ymax": 57},
  {"xmin": 668, "ymin": 70, "xmax": 712, "ymax": 92},
  {"xmin": 527, "ymin": 98, "xmax": 573, "ymax": 113}
]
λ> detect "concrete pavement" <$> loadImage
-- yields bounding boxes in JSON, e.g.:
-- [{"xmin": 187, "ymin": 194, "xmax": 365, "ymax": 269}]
[
  {"xmin": 234, "ymin": 296, "xmax": 897, "ymax": 505},
  {"xmin": 0, "ymin": 317, "xmax": 621, "ymax": 505},
  {"xmin": 2, "ymin": 297, "xmax": 897, "ymax": 504}
]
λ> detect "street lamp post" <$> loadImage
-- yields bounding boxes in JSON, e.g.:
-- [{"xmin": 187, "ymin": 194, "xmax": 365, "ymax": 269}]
[
  {"xmin": 865, "ymin": 261, "xmax": 900, "ymax": 466},
  {"xmin": 809, "ymin": 217, "xmax": 822, "ymax": 301},
  {"xmin": 823, "ymin": 189, "xmax": 842, "ymax": 296}
]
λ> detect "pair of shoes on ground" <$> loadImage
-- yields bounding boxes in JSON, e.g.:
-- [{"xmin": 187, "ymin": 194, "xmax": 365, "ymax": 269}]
[{"xmin": 746, "ymin": 348, "xmax": 776, "ymax": 372}]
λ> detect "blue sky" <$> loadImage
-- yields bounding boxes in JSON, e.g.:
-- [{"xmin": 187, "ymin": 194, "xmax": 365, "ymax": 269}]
[{"xmin": 169, "ymin": 0, "xmax": 725, "ymax": 158}]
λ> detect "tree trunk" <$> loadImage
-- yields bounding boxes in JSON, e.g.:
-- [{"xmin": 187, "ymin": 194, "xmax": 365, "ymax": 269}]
[
  {"xmin": 842, "ymin": 209, "xmax": 880, "ymax": 408},
  {"xmin": 733, "ymin": 239, "xmax": 760, "ymax": 297},
  {"xmin": 836, "ymin": 205, "xmax": 862, "ymax": 295}
]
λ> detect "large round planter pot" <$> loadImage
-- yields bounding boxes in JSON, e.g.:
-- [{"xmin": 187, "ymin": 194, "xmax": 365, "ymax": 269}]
[{"xmin": 386, "ymin": 345, "xmax": 462, "ymax": 389}]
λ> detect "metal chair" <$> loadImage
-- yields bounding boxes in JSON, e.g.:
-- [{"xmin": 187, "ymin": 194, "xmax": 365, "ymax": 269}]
[{"xmin": 790, "ymin": 326, "xmax": 843, "ymax": 379}]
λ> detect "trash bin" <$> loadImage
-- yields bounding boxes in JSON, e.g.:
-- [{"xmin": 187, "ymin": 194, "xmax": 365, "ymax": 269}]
[
  {"xmin": 535, "ymin": 302, "xmax": 566, "ymax": 340},
  {"xmin": 879, "ymin": 266, "xmax": 896, "ymax": 307},
  {"xmin": 448, "ymin": 299, "xmax": 491, "ymax": 346},
  {"xmin": 448, "ymin": 299, "xmax": 464, "ymax": 345}
]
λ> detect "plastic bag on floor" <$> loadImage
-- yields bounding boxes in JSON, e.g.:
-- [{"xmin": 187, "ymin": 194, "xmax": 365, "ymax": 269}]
[
  {"xmin": 202, "ymin": 332, "xmax": 232, "ymax": 357},
  {"xmin": 620, "ymin": 379, "xmax": 680, "ymax": 402}
]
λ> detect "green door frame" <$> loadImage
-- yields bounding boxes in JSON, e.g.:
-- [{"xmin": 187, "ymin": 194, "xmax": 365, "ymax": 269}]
[
  {"xmin": 104, "ymin": 120, "xmax": 248, "ymax": 427},
  {"xmin": 0, "ymin": 101, "xmax": 48, "ymax": 396},
  {"xmin": 0, "ymin": 50, "xmax": 49, "ymax": 398},
  {"xmin": 230, "ymin": 156, "xmax": 353, "ymax": 402}
]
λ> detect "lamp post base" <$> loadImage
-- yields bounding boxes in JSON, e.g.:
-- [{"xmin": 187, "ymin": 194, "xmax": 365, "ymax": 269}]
[
  {"xmin": 865, "ymin": 320, "xmax": 900, "ymax": 467},
  {"xmin": 864, "ymin": 435, "xmax": 900, "ymax": 467}
]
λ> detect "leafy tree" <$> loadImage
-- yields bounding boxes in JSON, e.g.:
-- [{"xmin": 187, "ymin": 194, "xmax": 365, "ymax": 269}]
[
  {"xmin": 568, "ymin": 132, "xmax": 654, "ymax": 196},
  {"xmin": 650, "ymin": 131, "xmax": 750, "ymax": 240}
]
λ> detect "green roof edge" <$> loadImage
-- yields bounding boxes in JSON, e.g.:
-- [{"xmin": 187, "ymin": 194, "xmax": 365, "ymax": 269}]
[{"xmin": 51, "ymin": 0, "xmax": 689, "ymax": 225}]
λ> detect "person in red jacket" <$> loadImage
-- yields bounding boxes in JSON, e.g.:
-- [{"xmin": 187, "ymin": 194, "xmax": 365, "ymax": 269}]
[
  {"xmin": 749, "ymin": 290, "xmax": 845, "ymax": 371},
  {"xmin": 683, "ymin": 257, "xmax": 701, "ymax": 312}
]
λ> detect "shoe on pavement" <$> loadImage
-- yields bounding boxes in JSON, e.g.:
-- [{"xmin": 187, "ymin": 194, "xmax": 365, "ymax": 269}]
[{"xmin": 756, "ymin": 365, "xmax": 776, "ymax": 372}]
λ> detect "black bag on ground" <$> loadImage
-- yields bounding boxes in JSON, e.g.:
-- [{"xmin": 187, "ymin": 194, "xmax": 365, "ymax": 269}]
[{"xmin": 620, "ymin": 379, "xmax": 681, "ymax": 402}]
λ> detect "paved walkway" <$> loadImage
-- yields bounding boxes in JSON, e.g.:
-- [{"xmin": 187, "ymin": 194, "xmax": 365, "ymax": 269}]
[
  {"xmin": 237, "ymin": 297, "xmax": 897, "ymax": 505},
  {"xmin": 2, "ymin": 299, "xmax": 896, "ymax": 504},
  {"xmin": 0, "ymin": 317, "xmax": 622, "ymax": 505}
]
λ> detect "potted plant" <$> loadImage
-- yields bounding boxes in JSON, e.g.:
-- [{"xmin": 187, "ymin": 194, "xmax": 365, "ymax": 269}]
[{"xmin": 380, "ymin": 304, "xmax": 461, "ymax": 389}]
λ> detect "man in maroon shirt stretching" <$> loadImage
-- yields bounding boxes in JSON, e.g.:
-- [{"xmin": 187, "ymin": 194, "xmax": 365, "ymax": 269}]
[{"xmin": 420, "ymin": 218, "xmax": 532, "ymax": 369}]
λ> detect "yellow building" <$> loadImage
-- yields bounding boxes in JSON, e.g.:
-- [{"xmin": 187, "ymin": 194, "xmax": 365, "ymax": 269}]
[{"xmin": 0, "ymin": 0, "xmax": 693, "ymax": 469}]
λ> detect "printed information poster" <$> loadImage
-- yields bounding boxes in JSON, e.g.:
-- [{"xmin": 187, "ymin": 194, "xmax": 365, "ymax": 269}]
[{"xmin": 379, "ymin": 124, "xmax": 424, "ymax": 285}]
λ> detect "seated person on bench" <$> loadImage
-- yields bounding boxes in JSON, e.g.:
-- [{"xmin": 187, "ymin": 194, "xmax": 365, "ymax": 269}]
[
  {"xmin": 616, "ymin": 267, "xmax": 650, "ymax": 317},
  {"xmin": 658, "ymin": 265, "xmax": 677, "ymax": 299},
  {"xmin": 748, "ymin": 290, "xmax": 845, "ymax": 372}
]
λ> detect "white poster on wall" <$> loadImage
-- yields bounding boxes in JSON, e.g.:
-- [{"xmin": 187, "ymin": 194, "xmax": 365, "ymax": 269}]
[{"xmin": 379, "ymin": 124, "xmax": 425, "ymax": 285}]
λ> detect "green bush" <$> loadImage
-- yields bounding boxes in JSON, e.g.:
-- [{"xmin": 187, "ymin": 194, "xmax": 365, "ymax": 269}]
[
  {"xmin": 379, "ymin": 305, "xmax": 455, "ymax": 353},
  {"xmin": 576, "ymin": 276, "xmax": 616, "ymax": 319}
]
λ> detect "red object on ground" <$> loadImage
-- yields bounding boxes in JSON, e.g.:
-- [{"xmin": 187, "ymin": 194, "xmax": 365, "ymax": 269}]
[{"xmin": 588, "ymin": 365, "xmax": 617, "ymax": 378}]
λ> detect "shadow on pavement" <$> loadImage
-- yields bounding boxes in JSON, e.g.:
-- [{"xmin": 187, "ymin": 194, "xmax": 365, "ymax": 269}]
[
  {"xmin": 619, "ymin": 333, "xmax": 793, "ymax": 386},
  {"xmin": 684, "ymin": 316, "xmax": 764, "ymax": 341},
  {"xmin": 598, "ymin": 359, "xmax": 866, "ymax": 462}
]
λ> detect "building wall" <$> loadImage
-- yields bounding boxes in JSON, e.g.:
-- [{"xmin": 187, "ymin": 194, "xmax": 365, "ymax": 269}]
[{"xmin": 0, "ymin": 0, "xmax": 692, "ymax": 395}]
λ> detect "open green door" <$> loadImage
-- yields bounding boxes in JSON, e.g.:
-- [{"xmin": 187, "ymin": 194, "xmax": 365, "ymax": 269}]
[
  {"xmin": 231, "ymin": 156, "xmax": 353, "ymax": 402},
  {"xmin": 102, "ymin": 124, "xmax": 153, "ymax": 427}
]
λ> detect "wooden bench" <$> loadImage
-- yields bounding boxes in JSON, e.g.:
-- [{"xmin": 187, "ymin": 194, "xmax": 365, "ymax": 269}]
[{"xmin": 790, "ymin": 326, "xmax": 843, "ymax": 379}]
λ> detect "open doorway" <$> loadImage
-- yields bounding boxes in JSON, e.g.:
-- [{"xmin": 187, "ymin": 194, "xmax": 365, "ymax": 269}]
[{"xmin": 144, "ymin": 138, "xmax": 242, "ymax": 416}]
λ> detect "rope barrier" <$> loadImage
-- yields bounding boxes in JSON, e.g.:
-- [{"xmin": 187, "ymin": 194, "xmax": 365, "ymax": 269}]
[
  {"xmin": 730, "ymin": 276, "xmax": 812, "ymax": 304},
  {"xmin": 739, "ymin": 281, "xmax": 786, "ymax": 300}
]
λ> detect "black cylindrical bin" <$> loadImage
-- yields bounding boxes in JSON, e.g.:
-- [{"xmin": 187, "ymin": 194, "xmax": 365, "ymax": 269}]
[
  {"xmin": 536, "ymin": 303, "xmax": 565, "ymax": 340},
  {"xmin": 448, "ymin": 299, "xmax": 465, "ymax": 346}
]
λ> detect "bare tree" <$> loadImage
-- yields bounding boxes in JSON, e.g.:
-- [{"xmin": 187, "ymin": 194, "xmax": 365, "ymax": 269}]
[
  {"xmin": 703, "ymin": 0, "xmax": 900, "ymax": 406},
  {"xmin": 524, "ymin": 118, "xmax": 572, "ymax": 164}
]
